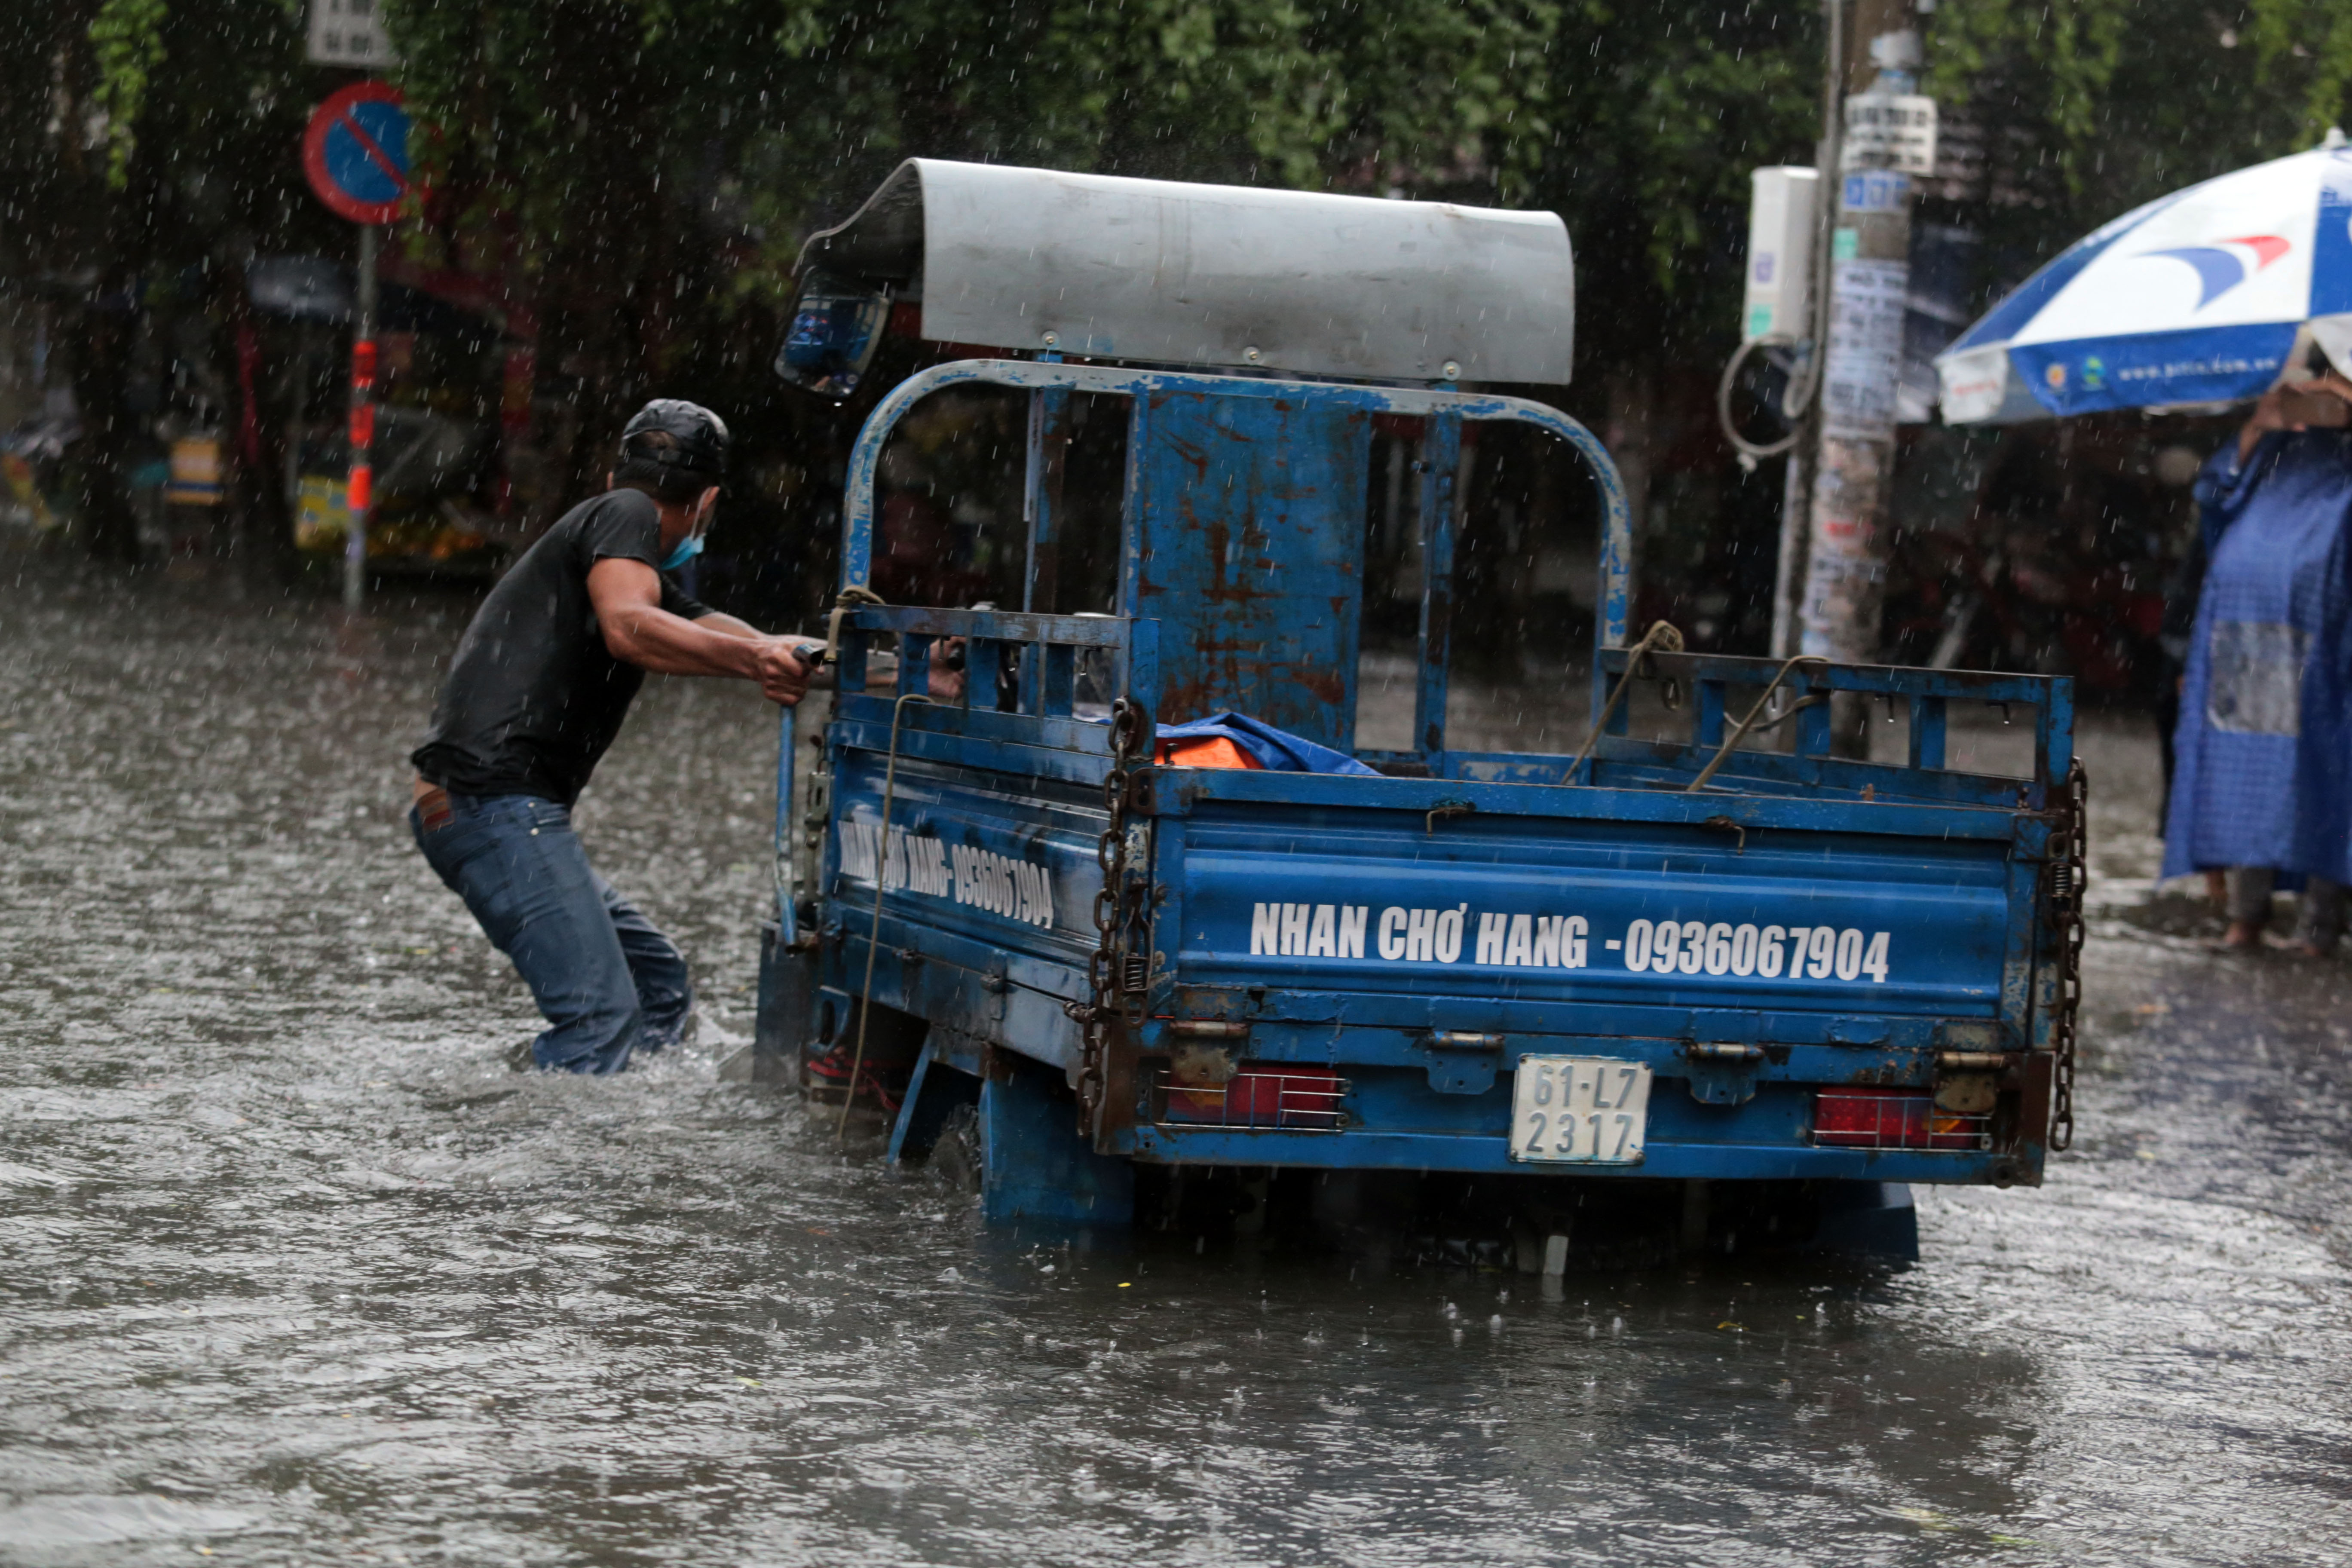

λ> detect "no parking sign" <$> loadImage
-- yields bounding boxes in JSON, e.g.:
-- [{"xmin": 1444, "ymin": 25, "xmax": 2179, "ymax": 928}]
[{"xmin": 302, "ymin": 81, "xmax": 412, "ymax": 225}]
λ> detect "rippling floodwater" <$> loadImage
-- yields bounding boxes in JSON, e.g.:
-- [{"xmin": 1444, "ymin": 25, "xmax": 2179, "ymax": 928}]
[{"xmin": 3, "ymin": 549, "xmax": 2349, "ymax": 1566}]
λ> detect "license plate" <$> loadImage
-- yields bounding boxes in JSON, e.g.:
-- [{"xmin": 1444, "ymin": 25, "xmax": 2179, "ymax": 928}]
[{"xmin": 1509, "ymin": 1057, "xmax": 1651, "ymax": 1164}]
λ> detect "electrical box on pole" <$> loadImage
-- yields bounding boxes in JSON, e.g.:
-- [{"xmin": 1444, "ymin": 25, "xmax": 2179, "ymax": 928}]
[
  {"xmin": 1734, "ymin": 161, "xmax": 1833, "ymax": 664},
  {"xmin": 1741, "ymin": 167, "xmax": 1819, "ymax": 343}
]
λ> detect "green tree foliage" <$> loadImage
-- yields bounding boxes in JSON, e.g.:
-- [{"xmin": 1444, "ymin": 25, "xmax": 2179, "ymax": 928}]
[
  {"xmin": 364, "ymin": 0, "xmax": 1576, "ymax": 496},
  {"xmin": 380, "ymin": 0, "xmax": 1559, "ymax": 309},
  {"xmin": 28, "ymin": 0, "xmax": 1828, "ymax": 441},
  {"xmin": 2247, "ymin": 0, "xmax": 2352, "ymax": 139},
  {"xmin": 87, "ymin": 0, "xmax": 169, "ymax": 187},
  {"xmin": 4, "ymin": 0, "xmax": 333, "ymax": 559},
  {"xmin": 1532, "ymin": 1, "xmax": 1818, "ymax": 371},
  {"xmin": 31, "ymin": 0, "xmax": 2352, "ymax": 582},
  {"xmin": 1929, "ymin": 0, "xmax": 2350, "ymax": 268}
]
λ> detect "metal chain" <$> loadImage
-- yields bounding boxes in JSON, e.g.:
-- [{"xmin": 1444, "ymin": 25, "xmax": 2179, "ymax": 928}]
[
  {"xmin": 1068, "ymin": 697, "xmax": 1148, "ymax": 1130},
  {"xmin": 778, "ymin": 585, "xmax": 869, "ymax": 945},
  {"xmin": 2049, "ymin": 758, "xmax": 2089, "ymax": 1152},
  {"xmin": 799, "ymin": 729, "xmax": 830, "ymax": 931}
]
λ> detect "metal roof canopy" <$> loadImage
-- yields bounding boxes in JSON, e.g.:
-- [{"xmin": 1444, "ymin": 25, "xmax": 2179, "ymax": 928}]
[{"xmin": 796, "ymin": 159, "xmax": 1576, "ymax": 385}]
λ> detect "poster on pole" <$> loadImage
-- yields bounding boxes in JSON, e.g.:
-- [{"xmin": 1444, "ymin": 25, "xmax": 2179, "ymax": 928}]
[{"xmin": 1820, "ymin": 260, "xmax": 1909, "ymax": 440}]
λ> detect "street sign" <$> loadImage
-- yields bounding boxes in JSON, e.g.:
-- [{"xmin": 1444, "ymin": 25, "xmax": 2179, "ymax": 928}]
[
  {"xmin": 1843, "ymin": 92, "xmax": 1938, "ymax": 177},
  {"xmin": 302, "ymin": 82, "xmax": 411, "ymax": 227},
  {"xmin": 299, "ymin": 84, "xmax": 409, "ymax": 609},
  {"xmin": 306, "ymin": 0, "xmax": 398, "ymax": 69}
]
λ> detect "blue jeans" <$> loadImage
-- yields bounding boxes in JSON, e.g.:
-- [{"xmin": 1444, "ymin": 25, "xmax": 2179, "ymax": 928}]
[{"xmin": 410, "ymin": 792, "xmax": 692, "ymax": 1073}]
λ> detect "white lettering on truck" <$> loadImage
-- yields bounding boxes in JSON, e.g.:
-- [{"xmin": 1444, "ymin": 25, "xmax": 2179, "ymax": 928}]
[
  {"xmin": 1241, "ymin": 901, "xmax": 1892, "ymax": 982},
  {"xmin": 1621, "ymin": 919, "xmax": 1887, "ymax": 982},
  {"xmin": 1250, "ymin": 903, "xmax": 1370, "ymax": 958},
  {"xmin": 837, "ymin": 819, "xmax": 1055, "ymax": 930},
  {"xmin": 1258, "ymin": 904, "xmax": 1587, "ymax": 968}
]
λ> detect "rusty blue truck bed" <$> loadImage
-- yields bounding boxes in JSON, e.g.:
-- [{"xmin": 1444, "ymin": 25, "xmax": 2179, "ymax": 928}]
[
  {"xmin": 754, "ymin": 165, "xmax": 2080, "ymax": 1254},
  {"xmin": 754, "ymin": 362, "xmax": 2082, "ymax": 1245}
]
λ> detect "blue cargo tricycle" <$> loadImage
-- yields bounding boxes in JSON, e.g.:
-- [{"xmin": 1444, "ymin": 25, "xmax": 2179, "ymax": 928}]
[{"xmin": 755, "ymin": 160, "xmax": 2083, "ymax": 1263}]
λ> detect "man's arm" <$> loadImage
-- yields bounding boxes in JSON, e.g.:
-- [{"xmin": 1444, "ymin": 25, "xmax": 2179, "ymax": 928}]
[
  {"xmin": 586, "ymin": 557, "xmax": 812, "ymax": 704},
  {"xmin": 691, "ymin": 609, "xmax": 833, "ymax": 686},
  {"xmin": 2239, "ymin": 391, "xmax": 2289, "ymax": 466},
  {"xmin": 2237, "ymin": 374, "xmax": 2352, "ymax": 464},
  {"xmin": 692, "ymin": 609, "xmax": 761, "ymax": 640}
]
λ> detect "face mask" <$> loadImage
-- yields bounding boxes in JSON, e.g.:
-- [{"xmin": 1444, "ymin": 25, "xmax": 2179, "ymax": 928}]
[{"xmin": 660, "ymin": 500, "xmax": 713, "ymax": 571}]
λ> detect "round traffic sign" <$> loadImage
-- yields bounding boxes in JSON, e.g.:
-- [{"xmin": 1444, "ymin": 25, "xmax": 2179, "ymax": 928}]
[{"xmin": 302, "ymin": 82, "xmax": 412, "ymax": 225}]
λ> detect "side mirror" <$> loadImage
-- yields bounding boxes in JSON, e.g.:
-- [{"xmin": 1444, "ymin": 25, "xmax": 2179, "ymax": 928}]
[{"xmin": 774, "ymin": 273, "xmax": 889, "ymax": 400}]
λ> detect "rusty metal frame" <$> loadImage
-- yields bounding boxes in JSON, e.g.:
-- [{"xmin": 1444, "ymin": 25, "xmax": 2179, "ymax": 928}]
[{"xmin": 836, "ymin": 357, "xmax": 1631, "ymax": 764}]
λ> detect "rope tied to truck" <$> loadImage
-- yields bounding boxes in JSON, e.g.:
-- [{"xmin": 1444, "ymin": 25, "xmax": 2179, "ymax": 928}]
[
  {"xmin": 1565, "ymin": 620, "xmax": 1684, "ymax": 786},
  {"xmin": 1684, "ymin": 653, "xmax": 1831, "ymax": 794},
  {"xmin": 822, "ymin": 584, "xmax": 888, "ymax": 671},
  {"xmin": 839, "ymin": 687, "xmax": 931, "ymax": 1141},
  {"xmin": 821, "ymin": 580, "xmax": 920, "ymax": 1136}
]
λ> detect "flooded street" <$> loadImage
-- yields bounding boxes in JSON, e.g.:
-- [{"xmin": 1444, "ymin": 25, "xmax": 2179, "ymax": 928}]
[{"xmin": 4, "ymin": 549, "xmax": 2350, "ymax": 1566}]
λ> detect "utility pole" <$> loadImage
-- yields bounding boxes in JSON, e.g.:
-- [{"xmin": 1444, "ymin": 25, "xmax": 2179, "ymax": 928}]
[
  {"xmin": 1764, "ymin": 0, "xmax": 1844, "ymax": 664},
  {"xmin": 345, "ymin": 223, "xmax": 377, "ymax": 611},
  {"xmin": 1798, "ymin": 0, "xmax": 1933, "ymax": 752},
  {"xmin": 1768, "ymin": 412, "xmax": 1817, "ymax": 662},
  {"xmin": 303, "ymin": 1, "xmax": 402, "ymax": 611}
]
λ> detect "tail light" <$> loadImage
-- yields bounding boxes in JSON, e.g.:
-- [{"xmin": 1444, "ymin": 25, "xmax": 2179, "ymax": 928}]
[
  {"xmin": 1813, "ymin": 1089, "xmax": 1988, "ymax": 1151},
  {"xmin": 1161, "ymin": 1066, "xmax": 1344, "ymax": 1130}
]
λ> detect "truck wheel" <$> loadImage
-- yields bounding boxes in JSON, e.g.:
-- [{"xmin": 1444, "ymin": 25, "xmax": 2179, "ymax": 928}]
[{"xmin": 931, "ymin": 1103, "xmax": 983, "ymax": 1195}]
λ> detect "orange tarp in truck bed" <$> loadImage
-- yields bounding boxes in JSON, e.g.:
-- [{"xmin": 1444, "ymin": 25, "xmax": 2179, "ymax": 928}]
[{"xmin": 1156, "ymin": 735, "xmax": 1262, "ymax": 770}]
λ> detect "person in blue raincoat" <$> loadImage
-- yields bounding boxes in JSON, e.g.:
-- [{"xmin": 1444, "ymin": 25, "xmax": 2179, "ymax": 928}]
[{"xmin": 2162, "ymin": 372, "xmax": 2352, "ymax": 954}]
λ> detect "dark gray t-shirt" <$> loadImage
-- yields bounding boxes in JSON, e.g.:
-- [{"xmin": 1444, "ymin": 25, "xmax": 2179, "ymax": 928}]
[{"xmin": 411, "ymin": 488, "xmax": 708, "ymax": 804}]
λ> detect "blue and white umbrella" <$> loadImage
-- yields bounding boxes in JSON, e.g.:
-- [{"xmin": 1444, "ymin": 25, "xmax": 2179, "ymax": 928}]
[{"xmin": 1937, "ymin": 137, "xmax": 2352, "ymax": 423}]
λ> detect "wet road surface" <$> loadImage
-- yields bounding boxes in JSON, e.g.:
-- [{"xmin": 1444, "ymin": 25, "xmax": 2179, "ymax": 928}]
[{"xmin": 3, "ymin": 549, "xmax": 2349, "ymax": 1565}]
